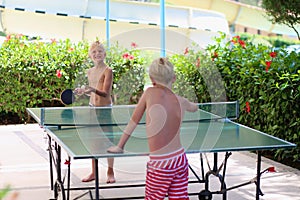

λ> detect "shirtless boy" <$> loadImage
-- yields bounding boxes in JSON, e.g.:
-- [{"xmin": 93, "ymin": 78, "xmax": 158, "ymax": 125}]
[
  {"xmin": 76, "ymin": 41, "xmax": 115, "ymax": 183},
  {"xmin": 108, "ymin": 57, "xmax": 198, "ymax": 199}
]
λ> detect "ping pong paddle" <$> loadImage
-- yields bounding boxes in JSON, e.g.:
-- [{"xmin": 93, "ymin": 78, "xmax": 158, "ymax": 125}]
[{"xmin": 60, "ymin": 89, "xmax": 77, "ymax": 105}]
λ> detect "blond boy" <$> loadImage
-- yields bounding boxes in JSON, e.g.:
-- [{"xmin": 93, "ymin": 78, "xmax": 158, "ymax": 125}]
[
  {"xmin": 108, "ymin": 57, "xmax": 198, "ymax": 199},
  {"xmin": 76, "ymin": 41, "xmax": 115, "ymax": 183}
]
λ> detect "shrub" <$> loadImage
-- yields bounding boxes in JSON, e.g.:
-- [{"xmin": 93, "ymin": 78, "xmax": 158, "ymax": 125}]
[
  {"xmin": 206, "ymin": 32, "xmax": 299, "ymax": 162},
  {"xmin": 0, "ymin": 35, "xmax": 146, "ymax": 121}
]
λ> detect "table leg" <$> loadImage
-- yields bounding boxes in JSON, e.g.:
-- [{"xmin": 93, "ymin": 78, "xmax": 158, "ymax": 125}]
[
  {"xmin": 48, "ymin": 135, "xmax": 54, "ymax": 191},
  {"xmin": 67, "ymin": 156, "xmax": 71, "ymax": 200},
  {"xmin": 213, "ymin": 152, "xmax": 218, "ymax": 172},
  {"xmin": 95, "ymin": 159, "xmax": 100, "ymax": 200},
  {"xmin": 256, "ymin": 151, "xmax": 261, "ymax": 200}
]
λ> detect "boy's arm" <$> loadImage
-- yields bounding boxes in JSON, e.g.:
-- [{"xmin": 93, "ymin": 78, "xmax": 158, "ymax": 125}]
[
  {"xmin": 85, "ymin": 86, "xmax": 106, "ymax": 97},
  {"xmin": 107, "ymin": 90, "xmax": 147, "ymax": 153},
  {"xmin": 107, "ymin": 120, "xmax": 137, "ymax": 153},
  {"xmin": 86, "ymin": 68, "xmax": 113, "ymax": 97},
  {"xmin": 180, "ymin": 96, "xmax": 198, "ymax": 112},
  {"xmin": 187, "ymin": 101, "xmax": 198, "ymax": 112}
]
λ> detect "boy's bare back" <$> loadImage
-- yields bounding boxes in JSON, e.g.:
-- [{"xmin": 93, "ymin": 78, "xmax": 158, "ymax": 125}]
[
  {"xmin": 140, "ymin": 84, "xmax": 197, "ymax": 154},
  {"xmin": 107, "ymin": 58, "xmax": 198, "ymax": 155}
]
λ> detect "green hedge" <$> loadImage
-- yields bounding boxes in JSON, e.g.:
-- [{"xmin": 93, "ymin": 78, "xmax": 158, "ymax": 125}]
[
  {"xmin": 0, "ymin": 33, "xmax": 299, "ymax": 164},
  {"xmin": 170, "ymin": 33, "xmax": 299, "ymax": 163},
  {"xmin": 0, "ymin": 35, "xmax": 146, "ymax": 121},
  {"xmin": 238, "ymin": 32, "xmax": 300, "ymax": 48}
]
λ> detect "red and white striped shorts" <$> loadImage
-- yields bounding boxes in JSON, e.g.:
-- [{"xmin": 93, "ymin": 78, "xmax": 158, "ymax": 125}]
[{"xmin": 145, "ymin": 147, "xmax": 189, "ymax": 200}]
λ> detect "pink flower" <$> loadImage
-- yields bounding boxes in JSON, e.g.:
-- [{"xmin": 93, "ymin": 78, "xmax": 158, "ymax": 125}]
[
  {"xmin": 5, "ymin": 34, "xmax": 11, "ymax": 41},
  {"xmin": 16, "ymin": 34, "xmax": 23, "ymax": 39},
  {"xmin": 184, "ymin": 47, "xmax": 189, "ymax": 55},
  {"xmin": 56, "ymin": 70, "xmax": 62, "ymax": 78},
  {"xmin": 129, "ymin": 55, "xmax": 134, "ymax": 60},
  {"xmin": 131, "ymin": 42, "xmax": 138, "ymax": 48},
  {"xmin": 51, "ymin": 38, "xmax": 57, "ymax": 44},
  {"xmin": 122, "ymin": 52, "xmax": 134, "ymax": 60},
  {"xmin": 122, "ymin": 52, "xmax": 130, "ymax": 59}
]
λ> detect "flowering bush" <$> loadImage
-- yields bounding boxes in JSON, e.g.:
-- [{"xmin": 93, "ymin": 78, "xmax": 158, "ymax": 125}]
[
  {"xmin": 0, "ymin": 33, "xmax": 298, "ymax": 166},
  {"xmin": 206, "ymin": 32, "xmax": 299, "ymax": 162},
  {"xmin": 106, "ymin": 42, "xmax": 148, "ymax": 104},
  {"xmin": 170, "ymin": 44, "xmax": 226, "ymax": 103},
  {"xmin": 168, "ymin": 32, "xmax": 299, "ymax": 163},
  {"xmin": 0, "ymin": 35, "xmax": 89, "ymax": 120},
  {"xmin": 0, "ymin": 35, "xmax": 147, "ymax": 121}
]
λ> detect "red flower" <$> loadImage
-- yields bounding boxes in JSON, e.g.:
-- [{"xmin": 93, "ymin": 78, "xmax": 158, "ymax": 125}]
[
  {"xmin": 64, "ymin": 160, "xmax": 70, "ymax": 165},
  {"xmin": 234, "ymin": 35, "xmax": 240, "ymax": 40},
  {"xmin": 270, "ymin": 52, "xmax": 277, "ymax": 58},
  {"xmin": 231, "ymin": 35, "xmax": 240, "ymax": 44},
  {"xmin": 231, "ymin": 36, "xmax": 246, "ymax": 48},
  {"xmin": 239, "ymin": 40, "xmax": 246, "ymax": 48},
  {"xmin": 131, "ymin": 42, "xmax": 138, "ymax": 48},
  {"xmin": 245, "ymin": 101, "xmax": 250, "ymax": 113},
  {"xmin": 68, "ymin": 47, "xmax": 74, "ymax": 52},
  {"xmin": 265, "ymin": 61, "xmax": 272, "ymax": 72},
  {"xmin": 122, "ymin": 53, "xmax": 134, "ymax": 60},
  {"xmin": 56, "ymin": 70, "xmax": 62, "ymax": 78},
  {"xmin": 212, "ymin": 52, "xmax": 218, "ymax": 61},
  {"xmin": 267, "ymin": 166, "xmax": 276, "ymax": 173},
  {"xmin": 184, "ymin": 47, "xmax": 189, "ymax": 55},
  {"xmin": 122, "ymin": 52, "xmax": 130, "ymax": 59}
]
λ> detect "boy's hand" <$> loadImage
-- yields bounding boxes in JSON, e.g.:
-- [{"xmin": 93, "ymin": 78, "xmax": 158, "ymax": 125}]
[
  {"xmin": 74, "ymin": 87, "xmax": 85, "ymax": 96},
  {"xmin": 84, "ymin": 86, "xmax": 94, "ymax": 94},
  {"xmin": 107, "ymin": 146, "xmax": 124, "ymax": 153}
]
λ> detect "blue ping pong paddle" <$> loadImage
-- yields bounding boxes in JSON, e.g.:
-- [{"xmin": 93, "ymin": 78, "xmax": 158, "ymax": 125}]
[{"xmin": 60, "ymin": 89, "xmax": 77, "ymax": 105}]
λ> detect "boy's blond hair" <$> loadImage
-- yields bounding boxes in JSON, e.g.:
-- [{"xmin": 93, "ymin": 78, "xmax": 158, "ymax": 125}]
[
  {"xmin": 89, "ymin": 41, "xmax": 105, "ymax": 56},
  {"xmin": 149, "ymin": 57, "xmax": 175, "ymax": 85}
]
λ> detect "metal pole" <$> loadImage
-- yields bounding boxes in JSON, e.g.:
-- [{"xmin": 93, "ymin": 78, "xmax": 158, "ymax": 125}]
[
  {"xmin": 160, "ymin": 0, "xmax": 166, "ymax": 57},
  {"xmin": 106, "ymin": 0, "xmax": 110, "ymax": 49}
]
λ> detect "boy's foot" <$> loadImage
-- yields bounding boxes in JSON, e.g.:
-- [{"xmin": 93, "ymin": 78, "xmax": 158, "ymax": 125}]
[
  {"xmin": 106, "ymin": 173, "xmax": 116, "ymax": 184},
  {"xmin": 82, "ymin": 174, "xmax": 95, "ymax": 182}
]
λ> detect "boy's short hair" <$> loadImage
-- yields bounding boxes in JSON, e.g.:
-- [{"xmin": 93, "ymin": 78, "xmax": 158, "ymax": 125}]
[
  {"xmin": 89, "ymin": 41, "xmax": 105, "ymax": 54},
  {"xmin": 149, "ymin": 57, "xmax": 175, "ymax": 85}
]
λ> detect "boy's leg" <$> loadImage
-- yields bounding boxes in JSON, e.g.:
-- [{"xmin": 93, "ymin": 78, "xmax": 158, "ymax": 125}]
[
  {"xmin": 168, "ymin": 167, "xmax": 189, "ymax": 199},
  {"xmin": 145, "ymin": 166, "xmax": 172, "ymax": 200},
  {"xmin": 82, "ymin": 159, "xmax": 96, "ymax": 182},
  {"xmin": 168, "ymin": 154, "xmax": 189, "ymax": 200},
  {"xmin": 106, "ymin": 157, "xmax": 115, "ymax": 183}
]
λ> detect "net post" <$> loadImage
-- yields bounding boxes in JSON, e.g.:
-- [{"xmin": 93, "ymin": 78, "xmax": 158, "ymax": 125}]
[
  {"xmin": 236, "ymin": 100, "xmax": 240, "ymax": 119},
  {"xmin": 41, "ymin": 107, "xmax": 45, "ymax": 127}
]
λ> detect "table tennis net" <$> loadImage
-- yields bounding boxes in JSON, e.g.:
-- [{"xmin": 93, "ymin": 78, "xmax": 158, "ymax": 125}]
[{"xmin": 39, "ymin": 101, "xmax": 238, "ymax": 126}]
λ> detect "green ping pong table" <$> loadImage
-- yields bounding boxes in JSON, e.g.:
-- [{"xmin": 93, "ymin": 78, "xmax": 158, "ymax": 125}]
[{"xmin": 26, "ymin": 101, "xmax": 296, "ymax": 200}]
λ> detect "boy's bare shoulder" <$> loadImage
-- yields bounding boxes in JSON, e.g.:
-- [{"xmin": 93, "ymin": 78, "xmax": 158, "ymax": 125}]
[
  {"xmin": 176, "ymin": 95, "xmax": 198, "ymax": 112},
  {"xmin": 144, "ymin": 86, "xmax": 158, "ymax": 93}
]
